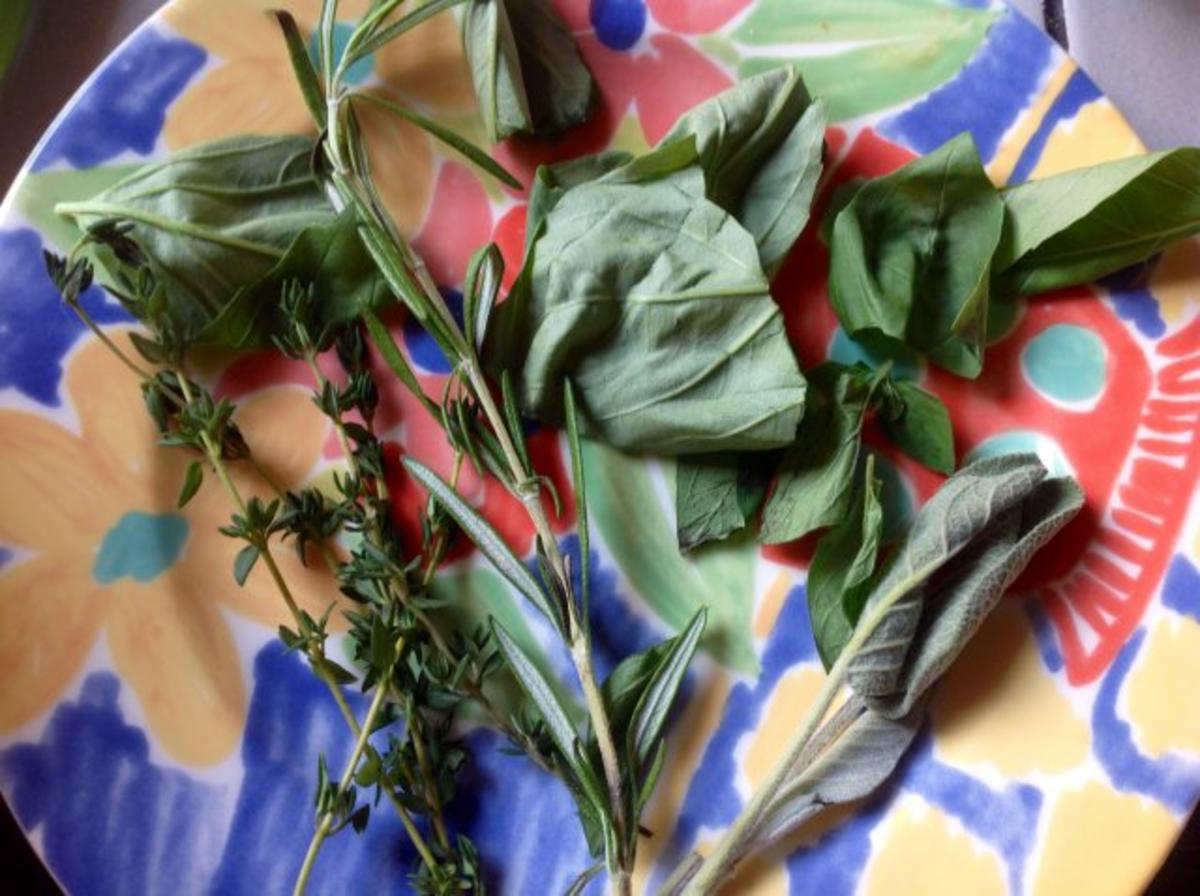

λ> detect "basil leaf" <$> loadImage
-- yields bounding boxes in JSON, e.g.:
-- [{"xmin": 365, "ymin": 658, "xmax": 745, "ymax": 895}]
[
  {"xmin": 463, "ymin": 0, "xmax": 593, "ymax": 142},
  {"xmin": 664, "ymin": 67, "xmax": 827, "ymax": 273},
  {"xmin": 753, "ymin": 697, "xmax": 923, "ymax": 849},
  {"xmin": 57, "ymin": 135, "xmax": 332, "ymax": 342},
  {"xmin": 827, "ymin": 133, "xmax": 1004, "ymax": 378},
  {"xmin": 846, "ymin": 454, "xmax": 1082, "ymax": 715},
  {"xmin": 674, "ymin": 452, "xmax": 772, "ymax": 551},
  {"xmin": 806, "ymin": 457, "xmax": 883, "ymax": 668},
  {"xmin": 993, "ymin": 148, "xmax": 1200, "ymax": 297},
  {"xmin": 760, "ymin": 363, "xmax": 884, "ymax": 544},
  {"xmin": 200, "ymin": 209, "xmax": 391, "ymax": 348},
  {"xmin": 877, "ymin": 380, "xmax": 955, "ymax": 475},
  {"xmin": 489, "ymin": 171, "xmax": 806, "ymax": 454}
]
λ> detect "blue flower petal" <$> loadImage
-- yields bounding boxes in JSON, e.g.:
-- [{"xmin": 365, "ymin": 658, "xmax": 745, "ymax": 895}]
[
  {"xmin": 31, "ymin": 27, "xmax": 205, "ymax": 171},
  {"xmin": 590, "ymin": 0, "xmax": 647, "ymax": 52},
  {"xmin": 0, "ymin": 228, "xmax": 129, "ymax": 406},
  {"xmin": 403, "ymin": 288, "xmax": 465, "ymax": 374}
]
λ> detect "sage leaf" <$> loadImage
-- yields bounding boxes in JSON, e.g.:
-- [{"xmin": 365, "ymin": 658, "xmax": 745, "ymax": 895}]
[
  {"xmin": 404, "ymin": 458, "xmax": 560, "ymax": 628},
  {"xmin": 57, "ymin": 136, "xmax": 330, "ymax": 343},
  {"xmin": 867, "ymin": 473, "xmax": 1083, "ymax": 718},
  {"xmin": 827, "ymin": 133, "xmax": 1004, "ymax": 378},
  {"xmin": 489, "ymin": 172, "xmax": 806, "ymax": 454},
  {"xmin": 806, "ymin": 457, "xmax": 883, "ymax": 669},
  {"xmin": 463, "ymin": 0, "xmax": 593, "ymax": 142},
  {"xmin": 754, "ymin": 696, "xmax": 923, "ymax": 848},
  {"xmin": 878, "ymin": 380, "xmax": 955, "ymax": 475},
  {"xmin": 674, "ymin": 452, "xmax": 771, "ymax": 552},
  {"xmin": 845, "ymin": 454, "xmax": 1081, "ymax": 714},
  {"xmin": 993, "ymin": 148, "xmax": 1200, "ymax": 297},
  {"xmin": 665, "ymin": 67, "xmax": 827, "ymax": 273},
  {"xmin": 200, "ymin": 209, "xmax": 392, "ymax": 348},
  {"xmin": 760, "ymin": 363, "xmax": 885, "ymax": 544}
]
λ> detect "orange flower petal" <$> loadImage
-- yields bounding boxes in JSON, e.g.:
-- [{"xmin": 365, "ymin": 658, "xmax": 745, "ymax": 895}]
[
  {"xmin": 0, "ymin": 409, "xmax": 104, "ymax": 549},
  {"xmin": 0, "ymin": 555, "xmax": 106, "ymax": 731},
  {"xmin": 374, "ymin": 11, "xmax": 478, "ymax": 112},
  {"xmin": 106, "ymin": 577, "xmax": 246, "ymax": 765},
  {"xmin": 357, "ymin": 97, "xmax": 435, "ymax": 235},
  {"xmin": 163, "ymin": 0, "xmax": 331, "ymax": 63},
  {"xmin": 231, "ymin": 385, "xmax": 330, "ymax": 496},
  {"xmin": 163, "ymin": 60, "xmax": 315, "ymax": 151}
]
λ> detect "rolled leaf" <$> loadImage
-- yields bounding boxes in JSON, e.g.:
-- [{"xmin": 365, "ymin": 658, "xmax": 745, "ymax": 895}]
[
  {"xmin": 994, "ymin": 148, "xmax": 1200, "ymax": 297},
  {"xmin": 626, "ymin": 608, "xmax": 706, "ymax": 765},
  {"xmin": 462, "ymin": 0, "xmax": 593, "ymax": 142},
  {"xmin": 665, "ymin": 66, "xmax": 827, "ymax": 273},
  {"xmin": 827, "ymin": 133, "xmax": 1003, "ymax": 378},
  {"xmin": 492, "ymin": 619, "xmax": 580, "ymax": 766}
]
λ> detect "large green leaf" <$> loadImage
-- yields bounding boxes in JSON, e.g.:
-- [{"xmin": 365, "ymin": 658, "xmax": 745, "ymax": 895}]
[
  {"xmin": 664, "ymin": 67, "xmax": 827, "ymax": 273},
  {"xmin": 735, "ymin": 0, "xmax": 998, "ymax": 122},
  {"xmin": 993, "ymin": 148, "xmax": 1200, "ymax": 297},
  {"xmin": 827, "ymin": 133, "xmax": 1003, "ymax": 378},
  {"xmin": 582, "ymin": 441, "xmax": 758, "ymax": 674},
  {"xmin": 489, "ymin": 168, "xmax": 806, "ymax": 454},
  {"xmin": 674, "ymin": 451, "xmax": 772, "ymax": 552},
  {"xmin": 54, "ymin": 136, "xmax": 379, "ymax": 345},
  {"xmin": 462, "ymin": 0, "xmax": 593, "ymax": 142}
]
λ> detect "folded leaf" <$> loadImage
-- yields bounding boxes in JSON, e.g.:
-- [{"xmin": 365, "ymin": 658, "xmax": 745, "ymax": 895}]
[
  {"xmin": 993, "ymin": 148, "xmax": 1200, "ymax": 296},
  {"xmin": 828, "ymin": 133, "xmax": 1004, "ymax": 378},
  {"xmin": 845, "ymin": 454, "xmax": 1081, "ymax": 713},
  {"xmin": 877, "ymin": 380, "xmax": 955, "ymax": 475},
  {"xmin": 57, "ymin": 135, "xmax": 330, "ymax": 343},
  {"xmin": 806, "ymin": 456, "xmax": 883, "ymax": 668},
  {"xmin": 664, "ymin": 67, "xmax": 827, "ymax": 272},
  {"xmin": 626, "ymin": 608, "xmax": 706, "ymax": 766},
  {"xmin": 760, "ymin": 363, "xmax": 884, "ymax": 544},
  {"xmin": 462, "ymin": 0, "xmax": 593, "ymax": 142},
  {"xmin": 490, "ymin": 170, "xmax": 806, "ymax": 454},
  {"xmin": 200, "ymin": 209, "xmax": 391, "ymax": 347},
  {"xmin": 674, "ymin": 452, "xmax": 772, "ymax": 551}
]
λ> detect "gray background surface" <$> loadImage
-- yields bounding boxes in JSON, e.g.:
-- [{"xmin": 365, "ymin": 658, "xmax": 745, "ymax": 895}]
[{"xmin": 0, "ymin": 1, "xmax": 1196, "ymax": 893}]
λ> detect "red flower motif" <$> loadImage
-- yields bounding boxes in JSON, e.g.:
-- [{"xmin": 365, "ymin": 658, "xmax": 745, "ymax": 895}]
[{"xmin": 647, "ymin": 0, "xmax": 752, "ymax": 35}]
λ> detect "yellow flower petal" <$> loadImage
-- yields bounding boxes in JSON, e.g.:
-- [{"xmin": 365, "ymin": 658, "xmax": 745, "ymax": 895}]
[
  {"xmin": 163, "ymin": 60, "xmax": 315, "ymax": 151},
  {"xmin": 0, "ymin": 555, "xmax": 106, "ymax": 731},
  {"xmin": 106, "ymin": 577, "xmax": 245, "ymax": 765},
  {"xmin": 374, "ymin": 11, "xmax": 478, "ymax": 113},
  {"xmin": 357, "ymin": 96, "xmax": 435, "ymax": 235},
  {"xmin": 1124, "ymin": 617, "xmax": 1200, "ymax": 757},
  {"xmin": 0, "ymin": 409, "xmax": 106, "ymax": 549}
]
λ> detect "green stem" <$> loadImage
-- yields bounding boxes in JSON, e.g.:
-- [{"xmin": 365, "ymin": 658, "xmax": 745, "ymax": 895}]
[{"xmin": 64, "ymin": 304, "xmax": 152, "ymax": 381}]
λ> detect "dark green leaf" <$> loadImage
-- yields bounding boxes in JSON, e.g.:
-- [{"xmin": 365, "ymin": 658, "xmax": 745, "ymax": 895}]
[
  {"xmin": 200, "ymin": 209, "xmax": 392, "ymax": 348},
  {"xmin": 993, "ymin": 148, "xmax": 1200, "ymax": 297},
  {"xmin": 807, "ymin": 456, "xmax": 883, "ymax": 668},
  {"xmin": 627, "ymin": 608, "xmax": 706, "ymax": 765},
  {"xmin": 760, "ymin": 363, "xmax": 885, "ymax": 544},
  {"xmin": 664, "ymin": 66, "xmax": 826, "ymax": 273},
  {"xmin": 674, "ymin": 452, "xmax": 771, "ymax": 551},
  {"xmin": 362, "ymin": 310, "xmax": 440, "ymax": 418},
  {"xmin": 271, "ymin": 10, "xmax": 326, "ymax": 127},
  {"xmin": 845, "ymin": 454, "xmax": 1082, "ymax": 716},
  {"xmin": 233, "ymin": 544, "xmax": 261, "ymax": 586},
  {"xmin": 878, "ymin": 380, "xmax": 955, "ymax": 475},
  {"xmin": 177, "ymin": 459, "xmax": 204, "ymax": 509},
  {"xmin": 827, "ymin": 133, "xmax": 1004, "ymax": 378},
  {"xmin": 462, "ymin": 0, "xmax": 593, "ymax": 142},
  {"xmin": 57, "ymin": 136, "xmax": 328, "ymax": 343},
  {"xmin": 488, "ymin": 169, "xmax": 806, "ymax": 454},
  {"xmin": 491, "ymin": 619, "xmax": 579, "ymax": 764},
  {"xmin": 404, "ymin": 457, "xmax": 560, "ymax": 627}
]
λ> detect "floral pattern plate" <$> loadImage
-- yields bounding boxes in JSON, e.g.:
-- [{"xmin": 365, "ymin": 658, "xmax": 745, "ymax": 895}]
[{"xmin": 1, "ymin": 1, "xmax": 1199, "ymax": 894}]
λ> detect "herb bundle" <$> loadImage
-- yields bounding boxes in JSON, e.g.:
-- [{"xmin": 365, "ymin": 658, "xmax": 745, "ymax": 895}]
[{"xmin": 38, "ymin": 2, "xmax": 1200, "ymax": 894}]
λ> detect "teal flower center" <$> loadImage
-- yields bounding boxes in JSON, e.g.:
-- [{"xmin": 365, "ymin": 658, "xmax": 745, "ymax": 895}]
[
  {"xmin": 93, "ymin": 512, "xmax": 190, "ymax": 585},
  {"xmin": 309, "ymin": 22, "xmax": 375, "ymax": 88}
]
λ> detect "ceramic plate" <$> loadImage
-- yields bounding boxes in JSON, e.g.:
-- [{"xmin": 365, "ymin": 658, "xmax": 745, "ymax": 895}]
[{"xmin": 1, "ymin": 1, "xmax": 1198, "ymax": 893}]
